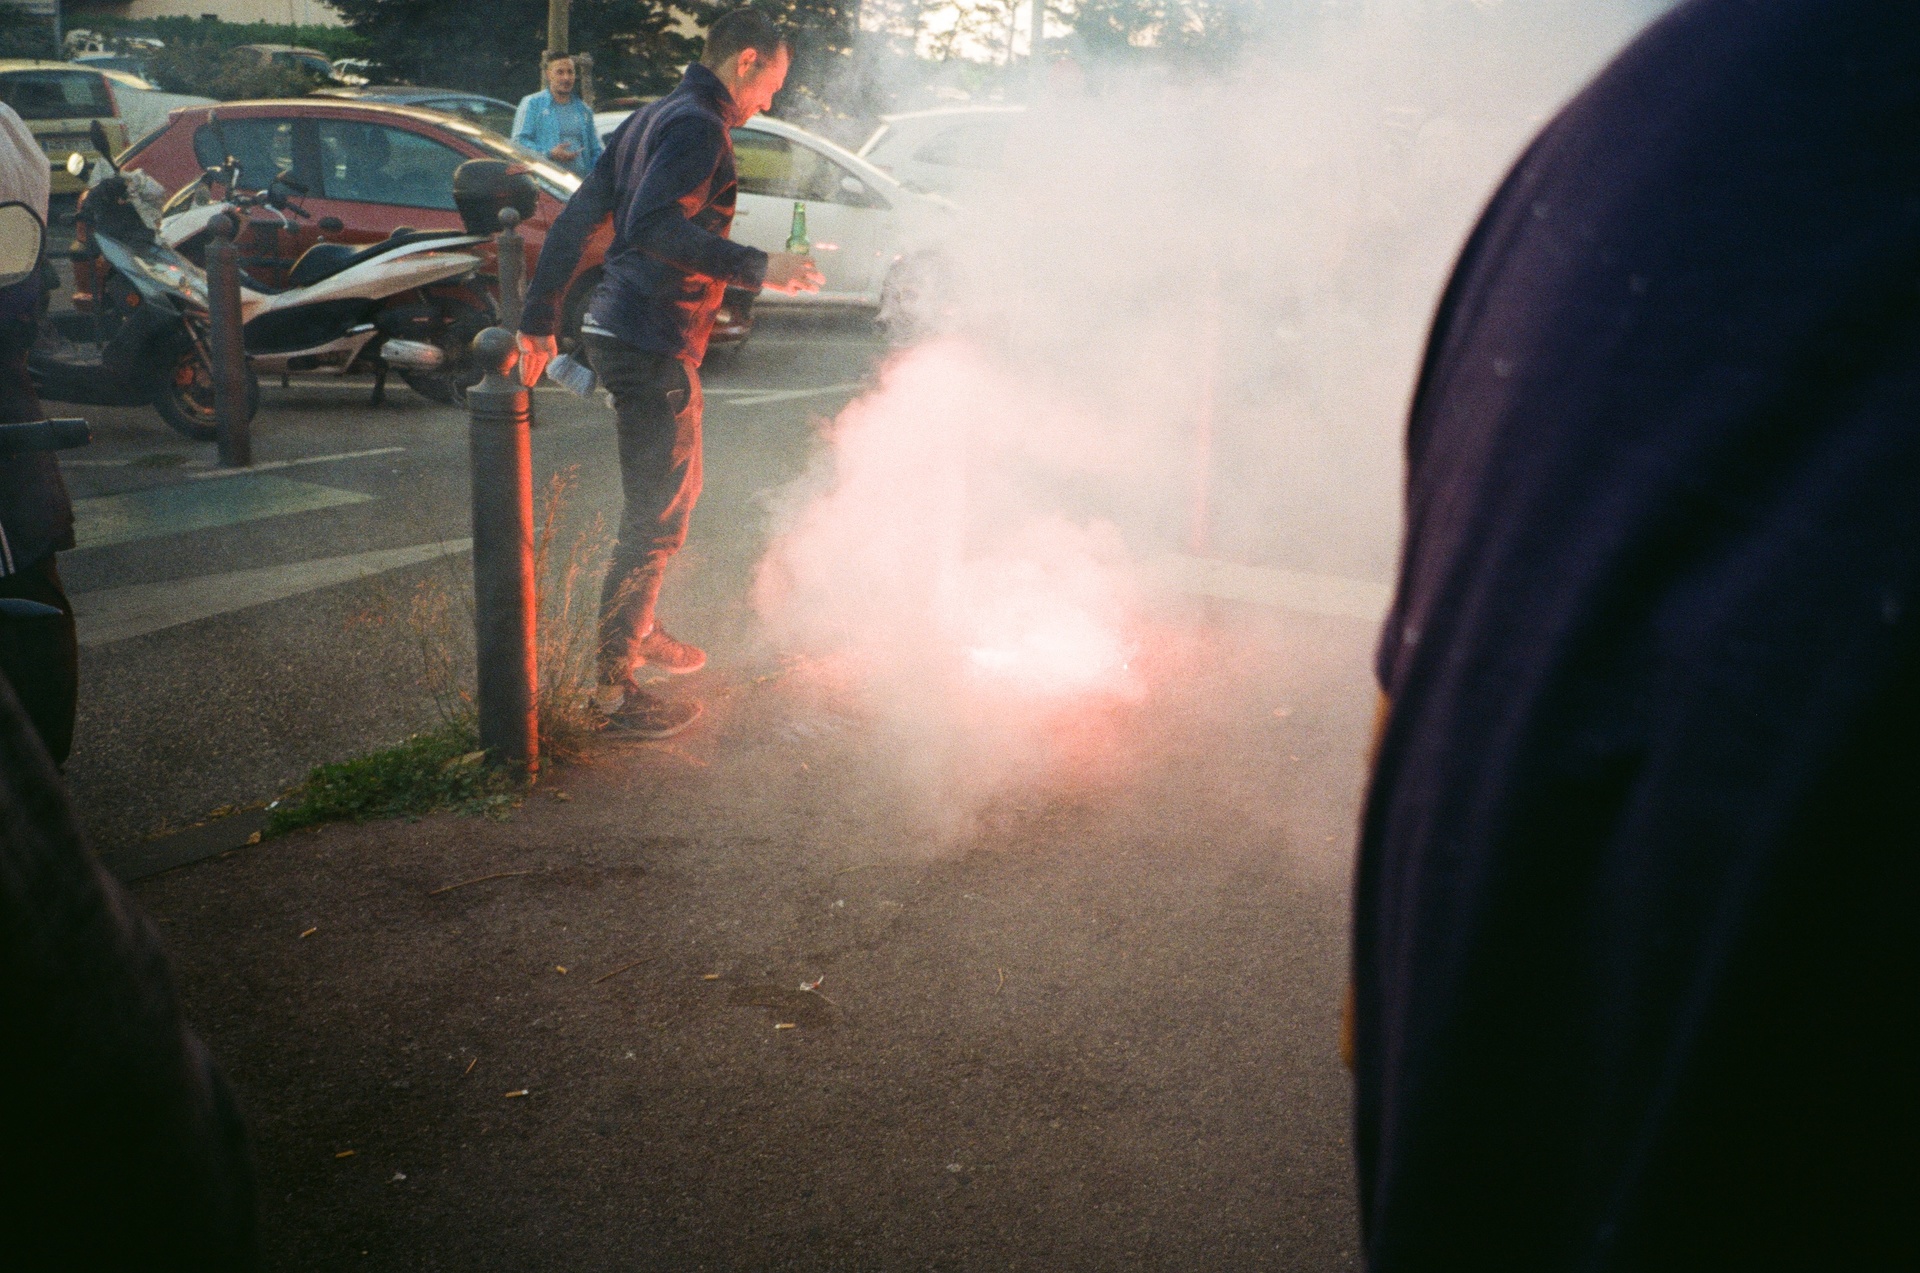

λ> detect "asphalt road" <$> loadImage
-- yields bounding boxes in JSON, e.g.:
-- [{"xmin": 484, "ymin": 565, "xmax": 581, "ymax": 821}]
[{"xmin": 48, "ymin": 310, "xmax": 1382, "ymax": 1268}]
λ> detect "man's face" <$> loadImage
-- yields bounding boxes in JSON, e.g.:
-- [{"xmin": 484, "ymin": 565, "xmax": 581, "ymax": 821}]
[
  {"xmin": 730, "ymin": 45, "xmax": 790, "ymax": 119},
  {"xmin": 547, "ymin": 58, "xmax": 576, "ymax": 97}
]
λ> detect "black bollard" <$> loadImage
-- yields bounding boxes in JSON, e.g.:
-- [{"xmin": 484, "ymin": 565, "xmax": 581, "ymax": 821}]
[
  {"xmin": 205, "ymin": 213, "xmax": 251, "ymax": 468},
  {"xmin": 467, "ymin": 327, "xmax": 539, "ymax": 775},
  {"xmin": 495, "ymin": 206, "xmax": 525, "ymax": 331}
]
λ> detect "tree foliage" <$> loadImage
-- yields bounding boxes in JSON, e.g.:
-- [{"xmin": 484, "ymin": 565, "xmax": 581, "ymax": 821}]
[
  {"xmin": 83, "ymin": 17, "xmax": 371, "ymax": 61},
  {"xmin": 142, "ymin": 44, "xmax": 329, "ymax": 100},
  {"xmin": 0, "ymin": 5, "xmax": 53, "ymax": 59},
  {"xmin": 328, "ymin": 0, "xmax": 699, "ymax": 101}
]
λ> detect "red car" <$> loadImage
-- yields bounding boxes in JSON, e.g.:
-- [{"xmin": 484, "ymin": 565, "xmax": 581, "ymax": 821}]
[{"xmin": 98, "ymin": 97, "xmax": 749, "ymax": 353}]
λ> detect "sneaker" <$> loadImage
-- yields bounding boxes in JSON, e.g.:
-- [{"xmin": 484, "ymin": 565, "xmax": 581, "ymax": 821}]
[
  {"xmin": 606, "ymin": 691, "xmax": 704, "ymax": 740},
  {"xmin": 636, "ymin": 624, "xmax": 707, "ymax": 675}
]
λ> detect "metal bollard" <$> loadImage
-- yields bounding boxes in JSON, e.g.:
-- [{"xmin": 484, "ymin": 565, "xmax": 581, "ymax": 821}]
[
  {"xmin": 495, "ymin": 206, "xmax": 525, "ymax": 331},
  {"xmin": 467, "ymin": 327, "xmax": 539, "ymax": 775},
  {"xmin": 205, "ymin": 213, "xmax": 251, "ymax": 468}
]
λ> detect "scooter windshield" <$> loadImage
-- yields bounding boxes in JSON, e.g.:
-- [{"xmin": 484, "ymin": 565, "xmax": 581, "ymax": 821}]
[{"xmin": 96, "ymin": 234, "xmax": 208, "ymax": 309}]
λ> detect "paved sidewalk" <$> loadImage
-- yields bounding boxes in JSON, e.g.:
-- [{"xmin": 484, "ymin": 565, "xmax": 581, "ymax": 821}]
[{"xmin": 131, "ymin": 608, "xmax": 1371, "ymax": 1271}]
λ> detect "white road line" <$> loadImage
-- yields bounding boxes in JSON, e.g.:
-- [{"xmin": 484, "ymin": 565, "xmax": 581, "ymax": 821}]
[
  {"xmin": 187, "ymin": 446, "xmax": 406, "ymax": 480},
  {"xmin": 713, "ymin": 383, "xmax": 865, "ymax": 407},
  {"xmin": 72, "ymin": 538, "xmax": 471, "ymax": 647},
  {"xmin": 1148, "ymin": 552, "xmax": 1392, "ymax": 622}
]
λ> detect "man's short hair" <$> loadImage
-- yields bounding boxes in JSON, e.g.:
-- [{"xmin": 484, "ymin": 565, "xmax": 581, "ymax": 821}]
[{"xmin": 700, "ymin": 8, "xmax": 788, "ymax": 69}]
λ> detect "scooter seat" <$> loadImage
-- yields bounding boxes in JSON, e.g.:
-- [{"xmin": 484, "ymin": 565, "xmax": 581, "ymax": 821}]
[{"xmin": 286, "ymin": 228, "xmax": 473, "ymax": 290}]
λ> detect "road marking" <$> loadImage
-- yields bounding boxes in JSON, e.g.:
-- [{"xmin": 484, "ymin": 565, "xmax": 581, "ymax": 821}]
[
  {"xmin": 711, "ymin": 383, "xmax": 864, "ymax": 408},
  {"xmin": 188, "ymin": 446, "xmax": 406, "ymax": 481},
  {"xmin": 72, "ymin": 476, "xmax": 373, "ymax": 551},
  {"xmin": 71, "ymin": 538, "xmax": 471, "ymax": 647},
  {"xmin": 1148, "ymin": 552, "xmax": 1392, "ymax": 622}
]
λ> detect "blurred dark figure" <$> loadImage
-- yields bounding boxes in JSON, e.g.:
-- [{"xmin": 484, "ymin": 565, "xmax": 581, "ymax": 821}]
[
  {"xmin": 1355, "ymin": 2, "xmax": 1920, "ymax": 1269},
  {"xmin": 0, "ymin": 672, "xmax": 257, "ymax": 1268},
  {"xmin": 0, "ymin": 99, "xmax": 76, "ymax": 768}
]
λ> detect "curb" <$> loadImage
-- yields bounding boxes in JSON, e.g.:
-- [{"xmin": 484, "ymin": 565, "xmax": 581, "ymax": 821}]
[{"xmin": 101, "ymin": 809, "xmax": 272, "ymax": 884}]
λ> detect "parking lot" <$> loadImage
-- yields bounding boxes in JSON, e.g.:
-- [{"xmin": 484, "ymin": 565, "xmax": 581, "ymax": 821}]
[{"xmin": 40, "ymin": 300, "xmax": 1378, "ymax": 1268}]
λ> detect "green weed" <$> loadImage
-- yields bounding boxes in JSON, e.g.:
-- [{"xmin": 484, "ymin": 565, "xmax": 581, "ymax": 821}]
[{"xmin": 266, "ymin": 726, "xmax": 518, "ymax": 835}]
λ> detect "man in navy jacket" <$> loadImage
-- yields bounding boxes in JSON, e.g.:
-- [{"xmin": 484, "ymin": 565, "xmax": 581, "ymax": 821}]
[
  {"xmin": 517, "ymin": 9, "xmax": 820, "ymax": 739},
  {"xmin": 1355, "ymin": 1, "xmax": 1920, "ymax": 1267}
]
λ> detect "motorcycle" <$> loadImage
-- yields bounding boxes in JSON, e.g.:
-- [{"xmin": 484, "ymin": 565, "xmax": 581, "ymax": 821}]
[{"xmin": 40, "ymin": 121, "xmax": 498, "ymax": 440}]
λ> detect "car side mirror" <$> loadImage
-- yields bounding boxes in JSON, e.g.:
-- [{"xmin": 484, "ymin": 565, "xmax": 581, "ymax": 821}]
[
  {"xmin": 318, "ymin": 215, "xmax": 344, "ymax": 233},
  {"xmin": 0, "ymin": 202, "xmax": 46, "ymax": 288}
]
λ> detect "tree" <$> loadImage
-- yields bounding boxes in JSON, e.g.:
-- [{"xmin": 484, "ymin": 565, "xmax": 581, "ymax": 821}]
[
  {"xmin": 327, "ymin": 0, "xmax": 699, "ymax": 101},
  {"xmin": 143, "ymin": 44, "xmax": 329, "ymax": 100},
  {"xmin": 0, "ymin": 4, "xmax": 53, "ymax": 59},
  {"xmin": 680, "ymin": 0, "xmax": 870, "ymax": 121}
]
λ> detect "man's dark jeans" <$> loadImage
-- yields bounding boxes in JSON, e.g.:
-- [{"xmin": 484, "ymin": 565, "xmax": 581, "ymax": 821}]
[{"xmin": 583, "ymin": 333, "xmax": 702, "ymax": 681}]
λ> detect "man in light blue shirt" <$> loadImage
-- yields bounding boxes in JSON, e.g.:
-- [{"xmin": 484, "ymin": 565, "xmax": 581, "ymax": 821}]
[{"xmin": 511, "ymin": 53, "xmax": 602, "ymax": 176}]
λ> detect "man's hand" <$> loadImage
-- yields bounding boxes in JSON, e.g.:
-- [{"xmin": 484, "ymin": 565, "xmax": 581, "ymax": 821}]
[
  {"xmin": 762, "ymin": 252, "xmax": 824, "ymax": 296},
  {"xmin": 515, "ymin": 333, "xmax": 557, "ymax": 388},
  {"xmin": 550, "ymin": 141, "xmax": 580, "ymax": 163}
]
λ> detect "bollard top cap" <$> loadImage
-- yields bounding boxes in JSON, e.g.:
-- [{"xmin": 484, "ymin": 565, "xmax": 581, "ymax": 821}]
[
  {"xmin": 210, "ymin": 212, "xmax": 239, "ymax": 240},
  {"xmin": 472, "ymin": 326, "xmax": 516, "ymax": 373},
  {"xmin": 498, "ymin": 207, "xmax": 521, "ymax": 230}
]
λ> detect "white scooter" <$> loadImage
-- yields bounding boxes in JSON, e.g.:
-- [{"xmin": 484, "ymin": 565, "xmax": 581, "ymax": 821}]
[
  {"xmin": 154, "ymin": 156, "xmax": 496, "ymax": 418},
  {"xmin": 58, "ymin": 124, "xmax": 523, "ymax": 439}
]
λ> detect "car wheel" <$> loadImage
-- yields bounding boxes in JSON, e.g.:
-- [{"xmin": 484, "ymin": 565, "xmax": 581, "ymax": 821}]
[{"xmin": 877, "ymin": 251, "xmax": 952, "ymax": 345}]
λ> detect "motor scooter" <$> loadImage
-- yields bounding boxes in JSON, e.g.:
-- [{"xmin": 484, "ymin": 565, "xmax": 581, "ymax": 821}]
[{"xmin": 39, "ymin": 122, "xmax": 496, "ymax": 440}]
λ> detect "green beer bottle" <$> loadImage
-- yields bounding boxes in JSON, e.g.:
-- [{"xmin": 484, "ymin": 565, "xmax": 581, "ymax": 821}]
[{"xmin": 785, "ymin": 200, "xmax": 810, "ymax": 255}]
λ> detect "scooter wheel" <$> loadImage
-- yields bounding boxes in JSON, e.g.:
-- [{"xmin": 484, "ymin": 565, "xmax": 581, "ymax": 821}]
[{"xmin": 154, "ymin": 344, "xmax": 258, "ymax": 442}]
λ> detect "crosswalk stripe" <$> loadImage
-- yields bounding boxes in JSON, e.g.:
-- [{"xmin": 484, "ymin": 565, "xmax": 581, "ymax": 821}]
[
  {"xmin": 71, "ymin": 538, "xmax": 472, "ymax": 647},
  {"xmin": 72, "ymin": 475, "xmax": 372, "ymax": 551}
]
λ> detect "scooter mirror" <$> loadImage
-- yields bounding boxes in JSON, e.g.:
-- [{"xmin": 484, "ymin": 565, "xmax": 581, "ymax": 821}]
[
  {"xmin": 0, "ymin": 202, "xmax": 45, "ymax": 288},
  {"xmin": 66, "ymin": 150, "xmax": 89, "ymax": 179}
]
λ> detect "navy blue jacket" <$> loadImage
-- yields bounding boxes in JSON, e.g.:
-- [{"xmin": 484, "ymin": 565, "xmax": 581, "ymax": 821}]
[
  {"xmin": 0, "ymin": 273, "xmax": 71, "ymax": 577},
  {"xmin": 1358, "ymin": 1, "xmax": 1920, "ymax": 1267},
  {"xmin": 519, "ymin": 64, "xmax": 767, "ymax": 362}
]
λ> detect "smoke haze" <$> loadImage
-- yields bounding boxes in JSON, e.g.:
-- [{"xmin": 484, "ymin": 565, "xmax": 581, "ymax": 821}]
[{"xmin": 754, "ymin": 0, "xmax": 1673, "ymax": 837}]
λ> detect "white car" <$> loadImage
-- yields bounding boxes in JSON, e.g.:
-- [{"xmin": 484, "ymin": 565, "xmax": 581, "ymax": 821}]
[
  {"xmin": 595, "ymin": 109, "xmax": 951, "ymax": 311},
  {"xmin": 856, "ymin": 106, "xmax": 1022, "ymax": 198}
]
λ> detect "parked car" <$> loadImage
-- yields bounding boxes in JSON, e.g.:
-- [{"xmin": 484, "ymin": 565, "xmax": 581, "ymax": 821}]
[
  {"xmin": 596, "ymin": 109, "xmax": 953, "ymax": 316},
  {"xmin": 102, "ymin": 97, "xmax": 746, "ymax": 355},
  {"xmin": 310, "ymin": 86, "xmax": 516, "ymax": 141},
  {"xmin": 0, "ymin": 61, "xmax": 134, "ymax": 200},
  {"xmin": 330, "ymin": 58, "xmax": 373, "ymax": 87},
  {"xmin": 856, "ymin": 105, "xmax": 1021, "ymax": 198},
  {"xmin": 233, "ymin": 44, "xmax": 337, "ymax": 81},
  {"xmin": 72, "ymin": 52, "xmax": 153, "ymax": 80}
]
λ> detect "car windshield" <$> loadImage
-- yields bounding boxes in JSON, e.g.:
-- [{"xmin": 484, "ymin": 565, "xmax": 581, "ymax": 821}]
[
  {"xmin": 0, "ymin": 69, "xmax": 113, "ymax": 121},
  {"xmin": 422, "ymin": 98, "xmax": 516, "ymax": 140}
]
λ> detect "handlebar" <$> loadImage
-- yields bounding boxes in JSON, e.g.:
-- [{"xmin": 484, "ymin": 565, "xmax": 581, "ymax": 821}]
[{"xmin": 0, "ymin": 419, "xmax": 91, "ymax": 456}]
